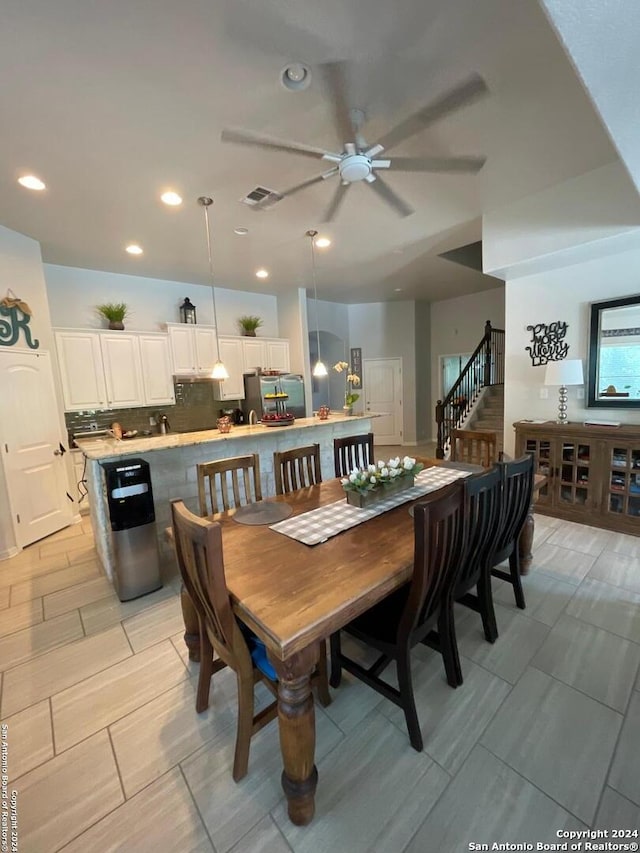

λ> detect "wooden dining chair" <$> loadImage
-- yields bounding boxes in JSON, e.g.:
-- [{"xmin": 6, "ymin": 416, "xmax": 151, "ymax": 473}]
[
  {"xmin": 274, "ymin": 444, "xmax": 322, "ymax": 494},
  {"xmin": 171, "ymin": 499, "xmax": 331, "ymax": 781},
  {"xmin": 333, "ymin": 433, "xmax": 375, "ymax": 477},
  {"xmin": 171, "ymin": 499, "xmax": 277, "ymax": 781},
  {"xmin": 490, "ymin": 453, "xmax": 535, "ymax": 610},
  {"xmin": 329, "ymin": 482, "xmax": 466, "ymax": 752},
  {"xmin": 197, "ymin": 453, "xmax": 262, "ymax": 516},
  {"xmin": 450, "ymin": 429, "xmax": 497, "ymax": 468}
]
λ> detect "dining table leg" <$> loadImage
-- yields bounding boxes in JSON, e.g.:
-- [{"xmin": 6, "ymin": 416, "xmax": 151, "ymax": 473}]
[{"xmin": 271, "ymin": 644, "xmax": 319, "ymax": 826}]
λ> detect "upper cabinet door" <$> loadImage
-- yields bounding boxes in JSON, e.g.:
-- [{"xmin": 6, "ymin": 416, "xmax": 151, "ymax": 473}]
[
  {"xmin": 213, "ymin": 337, "xmax": 245, "ymax": 400},
  {"xmin": 139, "ymin": 335, "xmax": 175, "ymax": 406},
  {"xmin": 168, "ymin": 325, "xmax": 196, "ymax": 375},
  {"xmin": 266, "ymin": 340, "xmax": 290, "ymax": 373},
  {"xmin": 100, "ymin": 334, "xmax": 145, "ymax": 408},
  {"xmin": 194, "ymin": 327, "xmax": 218, "ymax": 374},
  {"xmin": 55, "ymin": 331, "xmax": 107, "ymax": 411},
  {"xmin": 242, "ymin": 338, "xmax": 268, "ymax": 373}
]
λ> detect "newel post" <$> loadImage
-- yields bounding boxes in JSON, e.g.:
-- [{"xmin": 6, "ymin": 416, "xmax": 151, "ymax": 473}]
[
  {"xmin": 483, "ymin": 320, "xmax": 492, "ymax": 386},
  {"xmin": 435, "ymin": 399, "xmax": 445, "ymax": 459}
]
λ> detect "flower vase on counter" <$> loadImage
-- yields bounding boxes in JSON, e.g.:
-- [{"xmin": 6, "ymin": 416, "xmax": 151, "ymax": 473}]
[{"xmin": 342, "ymin": 405, "xmax": 353, "ymax": 417}]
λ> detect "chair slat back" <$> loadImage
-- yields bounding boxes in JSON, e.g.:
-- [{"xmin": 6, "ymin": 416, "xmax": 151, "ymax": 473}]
[
  {"xmin": 450, "ymin": 429, "xmax": 497, "ymax": 468},
  {"xmin": 457, "ymin": 466, "xmax": 502, "ymax": 590},
  {"xmin": 171, "ymin": 500, "xmax": 244, "ymax": 668},
  {"xmin": 400, "ymin": 483, "xmax": 465, "ymax": 640},
  {"xmin": 494, "ymin": 453, "xmax": 534, "ymax": 557},
  {"xmin": 197, "ymin": 454, "xmax": 262, "ymax": 515},
  {"xmin": 274, "ymin": 444, "xmax": 322, "ymax": 494},
  {"xmin": 333, "ymin": 433, "xmax": 375, "ymax": 477}
]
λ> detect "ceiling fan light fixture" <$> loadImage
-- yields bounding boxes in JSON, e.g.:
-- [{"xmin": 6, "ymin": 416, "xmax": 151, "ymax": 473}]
[{"xmin": 280, "ymin": 62, "xmax": 311, "ymax": 92}]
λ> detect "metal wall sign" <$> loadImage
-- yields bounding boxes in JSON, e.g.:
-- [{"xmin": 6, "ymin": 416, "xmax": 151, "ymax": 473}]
[
  {"xmin": 0, "ymin": 291, "xmax": 40, "ymax": 349},
  {"xmin": 525, "ymin": 321, "xmax": 568, "ymax": 366}
]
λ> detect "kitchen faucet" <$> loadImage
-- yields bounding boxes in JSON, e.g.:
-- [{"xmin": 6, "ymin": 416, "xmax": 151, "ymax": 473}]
[{"xmin": 248, "ymin": 410, "xmax": 258, "ymax": 425}]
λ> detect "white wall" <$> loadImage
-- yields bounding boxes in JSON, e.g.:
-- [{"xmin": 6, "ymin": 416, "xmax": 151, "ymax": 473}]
[
  {"xmin": 503, "ymin": 244, "xmax": 640, "ymax": 456},
  {"xmin": 429, "ymin": 286, "xmax": 505, "ymax": 438},
  {"xmin": 347, "ymin": 301, "xmax": 417, "ymax": 444},
  {"xmin": 0, "ymin": 227, "xmax": 71, "ymax": 558},
  {"xmin": 44, "ymin": 264, "xmax": 279, "ymax": 336}
]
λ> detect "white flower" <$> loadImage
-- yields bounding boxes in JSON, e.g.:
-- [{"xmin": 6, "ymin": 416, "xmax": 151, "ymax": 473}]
[
  {"xmin": 370, "ymin": 476, "xmax": 377, "ymax": 484},
  {"xmin": 341, "ymin": 478, "xmax": 349, "ymax": 485},
  {"xmin": 377, "ymin": 460, "xmax": 385, "ymax": 469},
  {"xmin": 388, "ymin": 457, "xmax": 400, "ymax": 469},
  {"xmin": 403, "ymin": 456, "xmax": 415, "ymax": 470},
  {"xmin": 380, "ymin": 467, "xmax": 389, "ymax": 477},
  {"xmin": 333, "ymin": 361, "xmax": 348, "ymax": 373},
  {"xmin": 349, "ymin": 473, "xmax": 358, "ymax": 483},
  {"xmin": 390, "ymin": 468, "xmax": 401, "ymax": 478},
  {"xmin": 367, "ymin": 464, "xmax": 377, "ymax": 474}
]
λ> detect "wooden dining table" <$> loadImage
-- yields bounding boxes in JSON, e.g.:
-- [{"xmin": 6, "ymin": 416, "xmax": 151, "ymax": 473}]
[{"xmin": 175, "ymin": 462, "xmax": 546, "ymax": 826}]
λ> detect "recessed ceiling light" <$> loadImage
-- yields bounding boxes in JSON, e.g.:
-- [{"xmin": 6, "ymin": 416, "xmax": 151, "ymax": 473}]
[
  {"xmin": 161, "ymin": 191, "xmax": 182, "ymax": 206},
  {"xmin": 280, "ymin": 62, "xmax": 311, "ymax": 91},
  {"xmin": 394, "ymin": 287, "xmax": 403, "ymax": 292},
  {"xmin": 126, "ymin": 244, "xmax": 143, "ymax": 255},
  {"xmin": 234, "ymin": 227, "xmax": 249, "ymax": 235},
  {"xmin": 18, "ymin": 175, "xmax": 46, "ymax": 191},
  {"xmin": 255, "ymin": 269, "xmax": 269, "ymax": 279},
  {"xmin": 314, "ymin": 236, "xmax": 331, "ymax": 248}
]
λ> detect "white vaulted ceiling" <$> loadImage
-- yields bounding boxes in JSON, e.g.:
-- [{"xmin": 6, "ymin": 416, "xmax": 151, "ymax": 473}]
[{"xmin": 0, "ymin": 0, "xmax": 621, "ymax": 302}]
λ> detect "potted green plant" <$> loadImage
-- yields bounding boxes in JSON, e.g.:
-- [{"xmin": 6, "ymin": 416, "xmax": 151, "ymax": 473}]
[
  {"xmin": 97, "ymin": 302, "xmax": 129, "ymax": 330},
  {"xmin": 237, "ymin": 315, "xmax": 263, "ymax": 337}
]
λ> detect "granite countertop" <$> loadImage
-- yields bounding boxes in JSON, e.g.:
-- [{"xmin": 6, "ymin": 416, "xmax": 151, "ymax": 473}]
[{"xmin": 75, "ymin": 412, "xmax": 376, "ymax": 460}]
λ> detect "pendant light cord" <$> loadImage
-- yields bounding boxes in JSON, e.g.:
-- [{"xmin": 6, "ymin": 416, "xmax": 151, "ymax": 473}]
[
  {"xmin": 307, "ymin": 230, "xmax": 322, "ymax": 365},
  {"xmin": 199, "ymin": 196, "xmax": 221, "ymax": 360}
]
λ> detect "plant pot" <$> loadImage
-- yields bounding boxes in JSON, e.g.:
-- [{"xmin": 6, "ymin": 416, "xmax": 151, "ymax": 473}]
[
  {"xmin": 108, "ymin": 321, "xmax": 125, "ymax": 330},
  {"xmin": 242, "ymin": 330, "xmax": 256, "ymax": 337},
  {"xmin": 346, "ymin": 475, "xmax": 415, "ymax": 509},
  {"xmin": 342, "ymin": 405, "xmax": 353, "ymax": 416}
]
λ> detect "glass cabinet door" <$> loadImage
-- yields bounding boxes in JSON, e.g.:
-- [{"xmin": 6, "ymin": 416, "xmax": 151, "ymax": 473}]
[
  {"xmin": 557, "ymin": 441, "xmax": 594, "ymax": 509},
  {"xmin": 606, "ymin": 445, "xmax": 640, "ymax": 519},
  {"xmin": 523, "ymin": 437, "xmax": 553, "ymax": 506}
]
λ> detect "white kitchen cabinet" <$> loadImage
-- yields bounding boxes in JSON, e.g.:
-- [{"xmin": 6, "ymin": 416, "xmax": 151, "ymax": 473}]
[
  {"xmin": 266, "ymin": 339, "xmax": 290, "ymax": 373},
  {"xmin": 55, "ymin": 331, "xmax": 107, "ymax": 411},
  {"xmin": 167, "ymin": 324, "xmax": 218, "ymax": 376},
  {"xmin": 139, "ymin": 335, "xmax": 175, "ymax": 405},
  {"xmin": 242, "ymin": 338, "xmax": 267, "ymax": 372},
  {"xmin": 55, "ymin": 329, "xmax": 175, "ymax": 412},
  {"xmin": 213, "ymin": 337, "xmax": 245, "ymax": 400},
  {"xmin": 100, "ymin": 333, "xmax": 145, "ymax": 407}
]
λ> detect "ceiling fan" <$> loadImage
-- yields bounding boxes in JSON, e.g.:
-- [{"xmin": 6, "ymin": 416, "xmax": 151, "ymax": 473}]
[{"xmin": 221, "ymin": 63, "xmax": 489, "ymax": 222}]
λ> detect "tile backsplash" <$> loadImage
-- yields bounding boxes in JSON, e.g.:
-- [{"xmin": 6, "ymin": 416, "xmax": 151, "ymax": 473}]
[{"xmin": 65, "ymin": 382, "xmax": 240, "ymax": 444}]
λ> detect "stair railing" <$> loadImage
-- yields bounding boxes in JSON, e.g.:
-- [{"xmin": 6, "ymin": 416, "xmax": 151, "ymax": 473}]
[{"xmin": 435, "ymin": 320, "xmax": 505, "ymax": 459}]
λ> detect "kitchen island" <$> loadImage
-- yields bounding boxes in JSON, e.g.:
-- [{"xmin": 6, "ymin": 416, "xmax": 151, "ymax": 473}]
[{"xmin": 77, "ymin": 413, "xmax": 376, "ymax": 582}]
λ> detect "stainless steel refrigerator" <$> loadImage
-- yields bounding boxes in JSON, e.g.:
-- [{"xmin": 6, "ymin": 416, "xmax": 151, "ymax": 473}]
[{"xmin": 243, "ymin": 374, "xmax": 306, "ymax": 419}]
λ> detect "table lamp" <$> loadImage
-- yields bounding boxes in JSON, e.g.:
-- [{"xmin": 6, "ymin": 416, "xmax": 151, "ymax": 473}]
[{"xmin": 544, "ymin": 359, "xmax": 584, "ymax": 424}]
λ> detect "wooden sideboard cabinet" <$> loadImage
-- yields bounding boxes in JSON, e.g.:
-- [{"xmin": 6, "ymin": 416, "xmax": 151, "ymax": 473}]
[{"xmin": 514, "ymin": 421, "xmax": 640, "ymax": 535}]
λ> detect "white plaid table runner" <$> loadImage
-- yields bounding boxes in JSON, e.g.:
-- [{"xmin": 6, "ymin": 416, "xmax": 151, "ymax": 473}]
[{"xmin": 269, "ymin": 467, "xmax": 473, "ymax": 546}]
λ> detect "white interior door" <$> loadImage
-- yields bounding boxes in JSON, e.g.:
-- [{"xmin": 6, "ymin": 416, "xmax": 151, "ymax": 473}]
[
  {"xmin": 363, "ymin": 358, "xmax": 403, "ymax": 444},
  {"xmin": 0, "ymin": 349, "xmax": 73, "ymax": 547}
]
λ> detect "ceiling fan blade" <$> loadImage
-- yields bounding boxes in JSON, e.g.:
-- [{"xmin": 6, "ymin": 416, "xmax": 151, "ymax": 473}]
[
  {"xmin": 321, "ymin": 61, "xmax": 357, "ymax": 144},
  {"xmin": 375, "ymin": 73, "xmax": 489, "ymax": 153},
  {"xmin": 322, "ymin": 182, "xmax": 350, "ymax": 223},
  {"xmin": 254, "ymin": 170, "xmax": 338, "ymax": 208},
  {"xmin": 221, "ymin": 128, "xmax": 337, "ymax": 160},
  {"xmin": 367, "ymin": 174, "xmax": 414, "ymax": 218},
  {"xmin": 390, "ymin": 155, "xmax": 486, "ymax": 173}
]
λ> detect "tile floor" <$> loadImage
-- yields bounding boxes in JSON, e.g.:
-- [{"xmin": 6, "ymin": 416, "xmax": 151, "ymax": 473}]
[{"xmin": 0, "ymin": 513, "xmax": 639, "ymax": 852}]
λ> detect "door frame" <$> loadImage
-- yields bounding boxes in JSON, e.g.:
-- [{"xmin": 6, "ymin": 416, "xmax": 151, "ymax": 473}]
[{"xmin": 438, "ymin": 351, "xmax": 473, "ymax": 400}]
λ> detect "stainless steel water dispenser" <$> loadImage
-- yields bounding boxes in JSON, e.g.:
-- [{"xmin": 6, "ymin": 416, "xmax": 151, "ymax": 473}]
[{"xmin": 102, "ymin": 458, "xmax": 162, "ymax": 601}]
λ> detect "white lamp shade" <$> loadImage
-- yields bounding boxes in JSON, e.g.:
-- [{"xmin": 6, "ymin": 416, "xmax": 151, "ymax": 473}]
[
  {"xmin": 211, "ymin": 361, "xmax": 229, "ymax": 380},
  {"xmin": 544, "ymin": 359, "xmax": 584, "ymax": 386},
  {"xmin": 312, "ymin": 360, "xmax": 328, "ymax": 377}
]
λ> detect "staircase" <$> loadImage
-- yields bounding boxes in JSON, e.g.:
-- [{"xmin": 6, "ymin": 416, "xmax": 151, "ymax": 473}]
[{"xmin": 468, "ymin": 384, "xmax": 504, "ymax": 452}]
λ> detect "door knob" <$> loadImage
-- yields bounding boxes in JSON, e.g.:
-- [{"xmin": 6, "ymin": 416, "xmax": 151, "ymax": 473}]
[{"xmin": 53, "ymin": 449, "xmax": 62, "ymax": 456}]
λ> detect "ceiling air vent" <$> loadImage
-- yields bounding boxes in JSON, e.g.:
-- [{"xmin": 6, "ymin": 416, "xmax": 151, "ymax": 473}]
[{"xmin": 240, "ymin": 186, "xmax": 283, "ymax": 208}]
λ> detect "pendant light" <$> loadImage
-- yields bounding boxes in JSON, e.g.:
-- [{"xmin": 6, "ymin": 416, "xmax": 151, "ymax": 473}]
[
  {"xmin": 306, "ymin": 229, "xmax": 328, "ymax": 377},
  {"xmin": 198, "ymin": 196, "xmax": 228, "ymax": 380}
]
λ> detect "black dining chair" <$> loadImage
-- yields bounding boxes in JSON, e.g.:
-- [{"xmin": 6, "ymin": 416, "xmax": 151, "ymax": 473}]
[
  {"xmin": 330, "ymin": 482, "xmax": 466, "ymax": 752},
  {"xmin": 490, "ymin": 453, "xmax": 535, "ymax": 610},
  {"xmin": 333, "ymin": 433, "xmax": 375, "ymax": 477}
]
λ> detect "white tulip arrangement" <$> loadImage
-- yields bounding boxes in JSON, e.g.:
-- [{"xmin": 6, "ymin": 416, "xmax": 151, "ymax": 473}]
[{"xmin": 341, "ymin": 456, "xmax": 424, "ymax": 496}]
